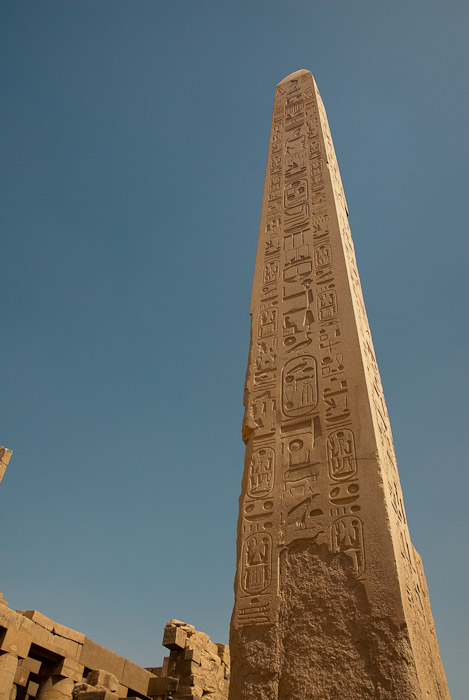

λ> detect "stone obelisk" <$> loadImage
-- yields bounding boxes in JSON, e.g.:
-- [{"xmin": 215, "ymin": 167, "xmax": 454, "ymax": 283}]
[{"xmin": 229, "ymin": 70, "xmax": 450, "ymax": 700}]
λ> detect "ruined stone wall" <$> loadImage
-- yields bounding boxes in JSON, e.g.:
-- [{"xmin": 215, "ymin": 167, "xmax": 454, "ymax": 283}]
[
  {"xmin": 0, "ymin": 595, "xmax": 228, "ymax": 700},
  {"xmin": 0, "ymin": 448, "xmax": 228, "ymax": 700},
  {"xmin": 148, "ymin": 620, "xmax": 229, "ymax": 700}
]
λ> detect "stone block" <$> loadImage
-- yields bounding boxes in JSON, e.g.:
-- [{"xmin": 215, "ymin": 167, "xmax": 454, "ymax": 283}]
[
  {"xmin": 14, "ymin": 664, "xmax": 29, "ymax": 687},
  {"xmin": 79, "ymin": 640, "xmax": 125, "ymax": 680},
  {"xmin": 143, "ymin": 667, "xmax": 161, "ymax": 676},
  {"xmin": 17, "ymin": 617, "xmax": 35, "ymax": 636},
  {"xmin": 183, "ymin": 649, "xmax": 201, "ymax": 665},
  {"xmin": 147, "ymin": 676, "xmax": 178, "ymax": 697},
  {"xmin": 216, "ymin": 644, "xmax": 229, "ymax": 665},
  {"xmin": 187, "ymin": 676, "xmax": 205, "ymax": 697},
  {"xmin": 117, "ymin": 685, "xmax": 127, "ymax": 698},
  {"xmin": 174, "ymin": 687, "xmax": 198, "ymax": 699},
  {"xmin": 121, "ymin": 660, "xmax": 154, "ymax": 696},
  {"xmin": 0, "ymin": 626, "xmax": 32, "ymax": 658},
  {"xmin": 22, "ymin": 612, "xmax": 54, "ymax": 633},
  {"xmin": 0, "ymin": 606, "xmax": 21, "ymax": 634},
  {"xmin": 86, "ymin": 670, "xmax": 119, "ymax": 693},
  {"xmin": 188, "ymin": 633, "xmax": 208, "ymax": 651},
  {"xmin": 203, "ymin": 640, "xmax": 219, "ymax": 658},
  {"xmin": 26, "ymin": 681, "xmax": 39, "ymax": 698},
  {"xmin": 167, "ymin": 620, "xmax": 194, "ymax": 632},
  {"xmin": 182, "ymin": 660, "xmax": 201, "ymax": 676},
  {"xmin": 19, "ymin": 620, "xmax": 79, "ymax": 660},
  {"xmin": 39, "ymin": 677, "xmax": 76, "ymax": 700},
  {"xmin": 162, "ymin": 627, "xmax": 186, "ymax": 651},
  {"xmin": 53, "ymin": 624, "xmax": 85, "ymax": 645},
  {"xmin": 0, "ymin": 653, "xmax": 18, "ymax": 700},
  {"xmin": 52, "ymin": 658, "xmax": 84, "ymax": 681},
  {"xmin": 75, "ymin": 692, "xmax": 115, "ymax": 700},
  {"xmin": 18, "ymin": 657, "xmax": 41, "ymax": 675}
]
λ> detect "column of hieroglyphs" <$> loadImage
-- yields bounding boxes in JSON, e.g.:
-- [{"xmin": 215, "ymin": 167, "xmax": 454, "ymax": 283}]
[{"xmin": 229, "ymin": 70, "xmax": 450, "ymax": 700}]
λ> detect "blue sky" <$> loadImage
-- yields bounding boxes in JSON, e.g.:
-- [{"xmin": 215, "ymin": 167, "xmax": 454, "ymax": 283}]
[{"xmin": 1, "ymin": 1, "xmax": 467, "ymax": 697}]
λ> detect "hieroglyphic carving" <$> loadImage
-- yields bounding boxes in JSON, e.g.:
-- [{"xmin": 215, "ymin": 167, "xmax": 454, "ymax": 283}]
[
  {"xmin": 243, "ymin": 496, "xmax": 274, "ymax": 535},
  {"xmin": 236, "ymin": 93, "xmax": 286, "ymax": 623},
  {"xmin": 237, "ymin": 600, "xmax": 271, "ymax": 627},
  {"xmin": 331, "ymin": 515, "xmax": 365, "ymax": 576},
  {"xmin": 281, "ymin": 356, "xmax": 318, "ymax": 417},
  {"xmin": 248, "ymin": 447, "xmax": 275, "ymax": 499},
  {"xmin": 280, "ymin": 431, "xmax": 323, "ymax": 538},
  {"xmin": 249, "ymin": 391, "xmax": 276, "ymax": 436},
  {"xmin": 241, "ymin": 533, "xmax": 272, "ymax": 594},
  {"xmin": 231, "ymin": 70, "xmax": 450, "ymax": 700},
  {"xmin": 241, "ymin": 69, "xmax": 394, "ymax": 615},
  {"xmin": 257, "ymin": 303, "xmax": 278, "ymax": 338},
  {"xmin": 327, "ymin": 430, "xmax": 357, "ymax": 481}
]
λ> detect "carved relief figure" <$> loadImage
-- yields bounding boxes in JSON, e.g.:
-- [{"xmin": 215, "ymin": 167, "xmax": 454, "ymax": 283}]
[
  {"xmin": 314, "ymin": 244, "xmax": 332, "ymax": 269},
  {"xmin": 258, "ymin": 306, "xmax": 278, "ymax": 338},
  {"xmin": 248, "ymin": 448, "xmax": 275, "ymax": 498},
  {"xmin": 327, "ymin": 429, "xmax": 357, "ymax": 481},
  {"xmin": 331, "ymin": 516, "xmax": 365, "ymax": 576},
  {"xmin": 284, "ymin": 178, "xmax": 308, "ymax": 208},
  {"xmin": 282, "ymin": 356, "xmax": 318, "ymax": 417},
  {"xmin": 263, "ymin": 260, "xmax": 280, "ymax": 284},
  {"xmin": 241, "ymin": 533, "xmax": 272, "ymax": 594},
  {"xmin": 317, "ymin": 286, "xmax": 338, "ymax": 320},
  {"xmin": 255, "ymin": 337, "xmax": 278, "ymax": 372}
]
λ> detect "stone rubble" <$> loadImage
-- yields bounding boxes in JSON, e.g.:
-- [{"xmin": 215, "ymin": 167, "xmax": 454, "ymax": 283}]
[{"xmin": 0, "ymin": 595, "xmax": 228, "ymax": 700}]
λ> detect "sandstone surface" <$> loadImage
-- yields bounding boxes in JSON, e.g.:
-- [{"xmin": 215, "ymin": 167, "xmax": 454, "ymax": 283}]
[
  {"xmin": 0, "ymin": 599, "xmax": 228, "ymax": 700},
  {"xmin": 229, "ymin": 69, "xmax": 451, "ymax": 700}
]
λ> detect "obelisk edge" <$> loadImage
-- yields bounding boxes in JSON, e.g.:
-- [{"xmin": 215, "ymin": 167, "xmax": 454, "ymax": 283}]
[{"xmin": 276, "ymin": 69, "xmax": 312, "ymax": 85}]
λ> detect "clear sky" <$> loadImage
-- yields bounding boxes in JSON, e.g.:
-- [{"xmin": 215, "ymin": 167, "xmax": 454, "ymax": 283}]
[{"xmin": 1, "ymin": 1, "xmax": 467, "ymax": 697}]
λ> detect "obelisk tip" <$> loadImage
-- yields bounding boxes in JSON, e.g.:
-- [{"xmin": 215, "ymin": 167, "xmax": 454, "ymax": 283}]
[{"xmin": 276, "ymin": 69, "xmax": 313, "ymax": 86}]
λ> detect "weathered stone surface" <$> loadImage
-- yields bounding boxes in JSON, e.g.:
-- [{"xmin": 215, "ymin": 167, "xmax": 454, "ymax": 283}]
[
  {"xmin": 78, "ymin": 641, "xmax": 125, "ymax": 681},
  {"xmin": 154, "ymin": 621, "xmax": 229, "ymax": 700},
  {"xmin": 229, "ymin": 69, "xmax": 450, "ymax": 699},
  {"xmin": 85, "ymin": 670, "xmax": 119, "ymax": 694},
  {"xmin": 0, "ymin": 654, "xmax": 18, "ymax": 700},
  {"xmin": 74, "ymin": 692, "xmax": 114, "ymax": 700},
  {"xmin": 13, "ymin": 665, "xmax": 29, "ymax": 688},
  {"xmin": 20, "ymin": 618, "xmax": 80, "ymax": 661},
  {"xmin": 27, "ymin": 679, "xmax": 40, "ymax": 697},
  {"xmin": 120, "ymin": 660, "xmax": 154, "ymax": 697},
  {"xmin": 22, "ymin": 611, "xmax": 54, "ymax": 633},
  {"xmin": 51, "ymin": 659, "xmax": 84, "ymax": 682},
  {"xmin": 147, "ymin": 676, "xmax": 178, "ymax": 698},
  {"xmin": 0, "ymin": 447, "xmax": 12, "ymax": 486},
  {"xmin": 0, "ymin": 626, "xmax": 32, "ymax": 659},
  {"xmin": 72, "ymin": 673, "xmax": 118, "ymax": 700},
  {"xmin": 52, "ymin": 624, "xmax": 85, "ymax": 646},
  {"xmin": 37, "ymin": 678, "xmax": 78, "ymax": 700},
  {"xmin": 0, "ymin": 596, "xmax": 226, "ymax": 700},
  {"xmin": 18, "ymin": 657, "xmax": 41, "ymax": 675}
]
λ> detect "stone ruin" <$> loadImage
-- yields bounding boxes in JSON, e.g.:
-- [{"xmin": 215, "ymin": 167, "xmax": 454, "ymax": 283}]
[{"xmin": 0, "ymin": 596, "xmax": 229, "ymax": 700}]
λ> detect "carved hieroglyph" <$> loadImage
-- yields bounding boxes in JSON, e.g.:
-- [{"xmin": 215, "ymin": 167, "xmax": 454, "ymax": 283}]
[{"xmin": 229, "ymin": 70, "xmax": 450, "ymax": 700}]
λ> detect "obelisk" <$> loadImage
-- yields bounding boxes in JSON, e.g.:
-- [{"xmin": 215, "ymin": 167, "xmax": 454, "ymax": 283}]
[{"xmin": 229, "ymin": 70, "xmax": 450, "ymax": 700}]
